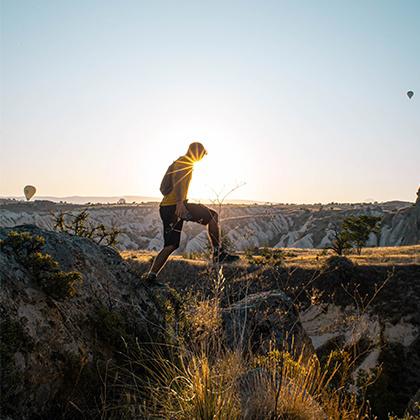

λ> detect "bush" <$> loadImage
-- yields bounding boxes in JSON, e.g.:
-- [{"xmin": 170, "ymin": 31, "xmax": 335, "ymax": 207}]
[
  {"xmin": 322, "ymin": 256, "xmax": 356, "ymax": 283},
  {"xmin": 0, "ymin": 231, "xmax": 83, "ymax": 300},
  {"xmin": 0, "ymin": 230, "xmax": 45, "ymax": 259},
  {"xmin": 245, "ymin": 247, "xmax": 284, "ymax": 267},
  {"xmin": 323, "ymin": 255, "xmax": 355, "ymax": 272},
  {"xmin": 38, "ymin": 270, "xmax": 82, "ymax": 300},
  {"xmin": 53, "ymin": 210, "xmax": 120, "ymax": 247}
]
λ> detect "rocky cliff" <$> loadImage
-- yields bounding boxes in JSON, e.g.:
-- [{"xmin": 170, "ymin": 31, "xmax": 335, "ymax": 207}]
[{"xmin": 0, "ymin": 198, "xmax": 418, "ymax": 253}]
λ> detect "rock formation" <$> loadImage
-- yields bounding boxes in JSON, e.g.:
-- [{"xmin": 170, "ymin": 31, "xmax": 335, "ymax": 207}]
[
  {"xmin": 222, "ymin": 290, "xmax": 314, "ymax": 358},
  {"xmin": 0, "ymin": 225, "xmax": 314, "ymax": 419},
  {"xmin": 0, "ymin": 194, "xmax": 419, "ymax": 252},
  {"xmin": 0, "ymin": 225, "xmax": 161, "ymax": 419}
]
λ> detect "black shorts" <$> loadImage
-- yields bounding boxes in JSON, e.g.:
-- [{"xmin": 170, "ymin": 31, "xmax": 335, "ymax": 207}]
[{"xmin": 159, "ymin": 202, "xmax": 218, "ymax": 248}]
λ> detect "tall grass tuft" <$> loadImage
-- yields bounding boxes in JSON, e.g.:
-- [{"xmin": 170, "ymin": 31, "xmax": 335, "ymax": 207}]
[{"xmin": 110, "ymin": 299, "xmax": 370, "ymax": 420}]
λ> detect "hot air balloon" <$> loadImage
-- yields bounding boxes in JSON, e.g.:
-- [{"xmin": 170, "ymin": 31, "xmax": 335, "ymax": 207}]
[
  {"xmin": 24, "ymin": 185, "xmax": 36, "ymax": 201},
  {"xmin": 407, "ymin": 91, "xmax": 414, "ymax": 99}
]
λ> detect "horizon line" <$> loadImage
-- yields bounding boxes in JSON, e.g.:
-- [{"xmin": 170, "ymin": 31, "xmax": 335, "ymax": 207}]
[{"xmin": 0, "ymin": 195, "xmax": 414, "ymax": 206}]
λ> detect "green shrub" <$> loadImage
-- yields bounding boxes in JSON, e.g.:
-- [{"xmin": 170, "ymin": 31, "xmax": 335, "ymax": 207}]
[
  {"xmin": 342, "ymin": 215, "xmax": 381, "ymax": 255},
  {"xmin": 1, "ymin": 230, "xmax": 83, "ymax": 300},
  {"xmin": 323, "ymin": 255, "xmax": 355, "ymax": 280},
  {"xmin": 38, "ymin": 270, "xmax": 82, "ymax": 300},
  {"xmin": 330, "ymin": 215, "xmax": 382, "ymax": 256},
  {"xmin": 27, "ymin": 251, "xmax": 59, "ymax": 272},
  {"xmin": 0, "ymin": 230, "xmax": 45, "ymax": 258},
  {"xmin": 245, "ymin": 247, "xmax": 284, "ymax": 266}
]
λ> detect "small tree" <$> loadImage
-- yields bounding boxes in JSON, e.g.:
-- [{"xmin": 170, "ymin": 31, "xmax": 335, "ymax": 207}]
[
  {"xmin": 329, "ymin": 224, "xmax": 352, "ymax": 256},
  {"xmin": 342, "ymin": 215, "xmax": 381, "ymax": 255},
  {"xmin": 53, "ymin": 210, "xmax": 120, "ymax": 247}
]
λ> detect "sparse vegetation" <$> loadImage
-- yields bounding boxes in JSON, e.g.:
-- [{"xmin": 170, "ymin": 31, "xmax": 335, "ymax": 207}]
[
  {"xmin": 2, "ymin": 227, "xmax": 418, "ymax": 419},
  {"xmin": 342, "ymin": 216, "xmax": 382, "ymax": 255},
  {"xmin": 53, "ymin": 209, "xmax": 120, "ymax": 247},
  {"xmin": 0, "ymin": 230, "xmax": 82, "ymax": 299},
  {"xmin": 245, "ymin": 247, "xmax": 284, "ymax": 266},
  {"xmin": 119, "ymin": 246, "xmax": 420, "ymax": 419},
  {"xmin": 111, "ymin": 302, "xmax": 371, "ymax": 420},
  {"xmin": 330, "ymin": 224, "xmax": 352, "ymax": 255},
  {"xmin": 323, "ymin": 255, "xmax": 356, "ymax": 279},
  {"xmin": 330, "ymin": 215, "xmax": 382, "ymax": 255}
]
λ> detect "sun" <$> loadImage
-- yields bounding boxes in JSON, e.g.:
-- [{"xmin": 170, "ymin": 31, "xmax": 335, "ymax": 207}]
[{"xmin": 188, "ymin": 149, "xmax": 245, "ymax": 203}]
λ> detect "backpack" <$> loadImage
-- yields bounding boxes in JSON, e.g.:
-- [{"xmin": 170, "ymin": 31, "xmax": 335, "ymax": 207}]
[{"xmin": 160, "ymin": 162, "xmax": 175, "ymax": 195}]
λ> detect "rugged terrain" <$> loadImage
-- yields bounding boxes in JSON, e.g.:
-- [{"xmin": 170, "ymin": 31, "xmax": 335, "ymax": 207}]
[
  {"xmin": 128, "ymin": 248, "xmax": 420, "ymax": 418},
  {"xmin": 1, "ymin": 224, "xmax": 419, "ymax": 419},
  {"xmin": 0, "ymin": 226, "xmax": 313, "ymax": 419},
  {"xmin": 0, "ymin": 225, "xmax": 163, "ymax": 418},
  {"xmin": 1, "ymin": 194, "xmax": 419, "ymax": 252}
]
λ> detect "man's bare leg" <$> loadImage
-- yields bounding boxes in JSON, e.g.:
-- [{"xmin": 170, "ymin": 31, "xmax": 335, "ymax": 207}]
[
  {"xmin": 207, "ymin": 213, "xmax": 220, "ymax": 249},
  {"xmin": 149, "ymin": 245, "xmax": 177, "ymax": 276},
  {"xmin": 207, "ymin": 211, "xmax": 239, "ymax": 263}
]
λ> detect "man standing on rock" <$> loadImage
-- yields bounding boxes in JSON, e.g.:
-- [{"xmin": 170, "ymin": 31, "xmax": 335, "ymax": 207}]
[{"xmin": 142, "ymin": 141, "xmax": 239, "ymax": 286}]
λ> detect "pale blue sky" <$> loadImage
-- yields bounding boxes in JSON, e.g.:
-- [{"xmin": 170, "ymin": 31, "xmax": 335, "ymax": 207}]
[{"xmin": 1, "ymin": 0, "xmax": 419, "ymax": 203}]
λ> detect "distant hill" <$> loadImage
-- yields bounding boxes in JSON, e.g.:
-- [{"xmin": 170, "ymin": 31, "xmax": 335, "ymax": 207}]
[
  {"xmin": 1, "ymin": 195, "xmax": 160, "ymax": 204},
  {"xmin": 0, "ymin": 198, "xmax": 418, "ymax": 251},
  {"xmin": 0, "ymin": 196, "xmax": 268, "ymax": 205}
]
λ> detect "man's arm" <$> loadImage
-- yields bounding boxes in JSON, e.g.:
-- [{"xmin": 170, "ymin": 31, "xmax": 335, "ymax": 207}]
[{"xmin": 172, "ymin": 161, "xmax": 190, "ymax": 218}]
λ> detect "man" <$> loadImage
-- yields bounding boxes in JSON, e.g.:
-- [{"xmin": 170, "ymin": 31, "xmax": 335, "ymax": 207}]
[{"xmin": 142, "ymin": 141, "xmax": 239, "ymax": 285}]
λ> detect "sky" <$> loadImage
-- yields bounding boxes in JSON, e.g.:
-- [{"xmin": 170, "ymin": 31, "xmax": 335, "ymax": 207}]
[{"xmin": 1, "ymin": 0, "xmax": 419, "ymax": 204}]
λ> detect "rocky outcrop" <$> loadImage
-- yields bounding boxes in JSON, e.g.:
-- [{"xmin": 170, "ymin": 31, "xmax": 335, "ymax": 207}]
[
  {"xmin": 380, "ymin": 203, "xmax": 420, "ymax": 246},
  {"xmin": 297, "ymin": 264, "xmax": 420, "ymax": 419},
  {"xmin": 222, "ymin": 290, "xmax": 314, "ymax": 358},
  {"xmin": 0, "ymin": 225, "xmax": 160, "ymax": 420},
  {"xmin": 0, "ymin": 197, "xmax": 418, "ymax": 252},
  {"xmin": 0, "ymin": 225, "xmax": 316, "ymax": 420}
]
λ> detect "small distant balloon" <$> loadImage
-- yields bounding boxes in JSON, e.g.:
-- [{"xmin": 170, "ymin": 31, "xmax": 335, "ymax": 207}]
[
  {"xmin": 24, "ymin": 185, "xmax": 36, "ymax": 201},
  {"xmin": 407, "ymin": 91, "xmax": 414, "ymax": 99}
]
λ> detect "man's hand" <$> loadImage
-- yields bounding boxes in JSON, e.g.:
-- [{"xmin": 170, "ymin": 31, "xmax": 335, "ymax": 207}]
[{"xmin": 175, "ymin": 202, "xmax": 189, "ymax": 219}]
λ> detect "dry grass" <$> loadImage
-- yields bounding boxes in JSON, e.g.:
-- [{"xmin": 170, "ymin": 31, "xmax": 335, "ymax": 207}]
[
  {"xmin": 120, "ymin": 342, "xmax": 369, "ymax": 419},
  {"xmin": 122, "ymin": 245, "xmax": 420, "ymax": 269},
  {"xmin": 112, "ymin": 293, "xmax": 370, "ymax": 420},
  {"xmin": 116, "ymin": 245, "xmax": 419, "ymax": 418},
  {"xmin": 281, "ymin": 245, "xmax": 420, "ymax": 268}
]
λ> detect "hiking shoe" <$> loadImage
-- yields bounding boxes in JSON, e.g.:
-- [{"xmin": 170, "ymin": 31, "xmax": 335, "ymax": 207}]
[
  {"xmin": 213, "ymin": 251, "xmax": 240, "ymax": 264},
  {"xmin": 138, "ymin": 273, "xmax": 165, "ymax": 289}
]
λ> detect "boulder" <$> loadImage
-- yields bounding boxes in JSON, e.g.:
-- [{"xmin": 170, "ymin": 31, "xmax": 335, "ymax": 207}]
[
  {"xmin": 0, "ymin": 225, "xmax": 161, "ymax": 420},
  {"xmin": 222, "ymin": 290, "xmax": 314, "ymax": 358}
]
